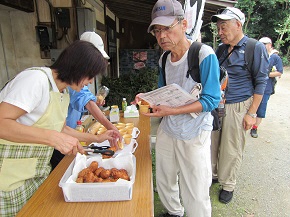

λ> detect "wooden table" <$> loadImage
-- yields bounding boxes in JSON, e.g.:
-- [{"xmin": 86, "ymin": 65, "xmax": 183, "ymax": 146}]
[{"xmin": 16, "ymin": 114, "xmax": 154, "ymax": 217}]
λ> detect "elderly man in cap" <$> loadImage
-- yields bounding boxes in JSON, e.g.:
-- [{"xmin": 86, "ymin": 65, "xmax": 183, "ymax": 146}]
[
  {"xmin": 136, "ymin": 0, "xmax": 221, "ymax": 216},
  {"xmin": 250, "ymin": 37, "xmax": 283, "ymax": 138},
  {"xmin": 211, "ymin": 7, "xmax": 268, "ymax": 204}
]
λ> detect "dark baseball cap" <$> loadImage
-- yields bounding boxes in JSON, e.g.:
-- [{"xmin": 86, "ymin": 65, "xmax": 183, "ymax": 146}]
[{"xmin": 147, "ymin": 0, "xmax": 184, "ymax": 33}]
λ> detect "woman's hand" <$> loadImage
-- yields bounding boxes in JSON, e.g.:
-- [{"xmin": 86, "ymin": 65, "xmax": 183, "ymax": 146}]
[
  {"xmin": 96, "ymin": 130, "xmax": 120, "ymax": 149},
  {"xmin": 50, "ymin": 131, "xmax": 85, "ymax": 155}
]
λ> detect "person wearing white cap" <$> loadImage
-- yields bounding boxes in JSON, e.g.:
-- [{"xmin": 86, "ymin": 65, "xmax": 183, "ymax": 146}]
[
  {"xmin": 211, "ymin": 7, "xmax": 269, "ymax": 204},
  {"xmin": 135, "ymin": 0, "xmax": 221, "ymax": 216},
  {"xmin": 50, "ymin": 32, "xmax": 121, "ymax": 170},
  {"xmin": 250, "ymin": 37, "xmax": 283, "ymax": 138},
  {"xmin": 80, "ymin": 31, "xmax": 110, "ymax": 59}
]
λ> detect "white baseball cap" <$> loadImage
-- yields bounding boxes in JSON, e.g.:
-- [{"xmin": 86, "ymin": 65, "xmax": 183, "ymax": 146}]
[
  {"xmin": 80, "ymin": 32, "xmax": 110, "ymax": 59},
  {"xmin": 211, "ymin": 7, "xmax": 245, "ymax": 26},
  {"xmin": 147, "ymin": 0, "xmax": 184, "ymax": 33},
  {"xmin": 259, "ymin": 37, "xmax": 272, "ymax": 44}
]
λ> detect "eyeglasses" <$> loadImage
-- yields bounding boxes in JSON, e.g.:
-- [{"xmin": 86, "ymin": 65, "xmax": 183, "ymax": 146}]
[
  {"xmin": 216, "ymin": 8, "xmax": 242, "ymax": 21},
  {"xmin": 151, "ymin": 21, "xmax": 180, "ymax": 37}
]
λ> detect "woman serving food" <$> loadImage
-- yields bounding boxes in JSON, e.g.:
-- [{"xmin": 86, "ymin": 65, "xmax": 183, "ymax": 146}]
[{"xmin": 0, "ymin": 40, "xmax": 118, "ymax": 217}]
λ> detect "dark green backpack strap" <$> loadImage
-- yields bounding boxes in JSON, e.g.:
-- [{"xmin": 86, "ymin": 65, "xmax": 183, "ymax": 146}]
[
  {"xmin": 187, "ymin": 41, "xmax": 203, "ymax": 83},
  {"xmin": 161, "ymin": 51, "xmax": 171, "ymax": 86}
]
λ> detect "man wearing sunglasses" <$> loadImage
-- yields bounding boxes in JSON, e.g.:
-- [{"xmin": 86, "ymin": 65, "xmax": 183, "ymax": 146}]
[
  {"xmin": 211, "ymin": 7, "xmax": 269, "ymax": 204},
  {"xmin": 140, "ymin": 0, "xmax": 221, "ymax": 216}
]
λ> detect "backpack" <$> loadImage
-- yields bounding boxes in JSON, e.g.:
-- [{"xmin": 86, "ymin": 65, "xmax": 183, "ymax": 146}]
[
  {"xmin": 162, "ymin": 42, "xmax": 226, "ymax": 85},
  {"xmin": 161, "ymin": 39, "xmax": 257, "ymax": 131},
  {"xmin": 216, "ymin": 38, "xmax": 258, "ymax": 85}
]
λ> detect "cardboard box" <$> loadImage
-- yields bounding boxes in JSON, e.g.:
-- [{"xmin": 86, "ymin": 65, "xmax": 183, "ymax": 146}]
[{"xmin": 59, "ymin": 153, "xmax": 136, "ymax": 202}]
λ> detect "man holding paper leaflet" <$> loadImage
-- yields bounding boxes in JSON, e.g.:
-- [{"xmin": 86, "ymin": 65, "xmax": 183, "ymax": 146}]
[{"xmin": 134, "ymin": 0, "xmax": 220, "ymax": 216}]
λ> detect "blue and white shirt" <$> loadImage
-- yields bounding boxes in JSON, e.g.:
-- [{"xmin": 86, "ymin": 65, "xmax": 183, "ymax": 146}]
[
  {"xmin": 66, "ymin": 86, "xmax": 96, "ymax": 128},
  {"xmin": 158, "ymin": 43, "xmax": 220, "ymax": 140}
]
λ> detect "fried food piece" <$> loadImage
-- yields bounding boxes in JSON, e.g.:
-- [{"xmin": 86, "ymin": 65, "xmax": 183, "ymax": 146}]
[
  {"xmin": 95, "ymin": 177, "xmax": 103, "ymax": 182},
  {"xmin": 111, "ymin": 168, "xmax": 118, "ymax": 174},
  {"xmin": 102, "ymin": 146, "xmax": 117, "ymax": 159},
  {"xmin": 84, "ymin": 171, "xmax": 95, "ymax": 183},
  {"xmin": 111, "ymin": 169, "xmax": 121, "ymax": 179},
  {"xmin": 118, "ymin": 169, "xmax": 130, "ymax": 181},
  {"xmin": 88, "ymin": 161, "xmax": 99, "ymax": 172},
  {"xmin": 94, "ymin": 167, "xmax": 104, "ymax": 176},
  {"xmin": 110, "ymin": 146, "xmax": 117, "ymax": 152},
  {"xmin": 119, "ymin": 172, "xmax": 130, "ymax": 181},
  {"xmin": 76, "ymin": 164, "xmax": 130, "ymax": 183},
  {"xmin": 102, "ymin": 154, "xmax": 112, "ymax": 159},
  {"xmin": 111, "ymin": 168, "xmax": 130, "ymax": 181},
  {"xmin": 100, "ymin": 169, "xmax": 111, "ymax": 179},
  {"xmin": 76, "ymin": 177, "xmax": 84, "ymax": 183},
  {"xmin": 78, "ymin": 168, "xmax": 91, "ymax": 178}
]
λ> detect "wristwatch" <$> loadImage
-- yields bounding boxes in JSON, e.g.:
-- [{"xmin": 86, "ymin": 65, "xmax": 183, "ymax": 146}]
[{"xmin": 247, "ymin": 112, "xmax": 257, "ymax": 118}]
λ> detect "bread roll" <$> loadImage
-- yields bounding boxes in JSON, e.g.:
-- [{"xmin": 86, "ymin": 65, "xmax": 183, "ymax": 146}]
[
  {"xmin": 87, "ymin": 122, "xmax": 101, "ymax": 134},
  {"xmin": 118, "ymin": 140, "xmax": 124, "ymax": 149}
]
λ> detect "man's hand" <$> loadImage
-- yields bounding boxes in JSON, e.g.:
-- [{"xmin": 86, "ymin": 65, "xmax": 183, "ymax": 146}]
[
  {"xmin": 142, "ymin": 104, "xmax": 173, "ymax": 117},
  {"xmin": 243, "ymin": 114, "xmax": 256, "ymax": 130},
  {"xmin": 131, "ymin": 93, "xmax": 144, "ymax": 105}
]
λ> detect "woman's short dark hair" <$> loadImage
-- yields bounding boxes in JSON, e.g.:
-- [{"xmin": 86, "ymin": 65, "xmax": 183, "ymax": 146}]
[{"xmin": 50, "ymin": 40, "xmax": 107, "ymax": 85}]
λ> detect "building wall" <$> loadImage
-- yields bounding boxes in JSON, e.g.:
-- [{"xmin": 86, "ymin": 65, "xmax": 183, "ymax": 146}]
[
  {"xmin": 0, "ymin": 8, "xmax": 50, "ymax": 88},
  {"xmin": 0, "ymin": 0, "xmax": 157, "ymax": 90},
  {"xmin": 0, "ymin": 0, "xmax": 112, "ymax": 92}
]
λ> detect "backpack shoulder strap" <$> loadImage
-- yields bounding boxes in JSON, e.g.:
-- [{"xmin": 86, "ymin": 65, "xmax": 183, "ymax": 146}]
[
  {"xmin": 245, "ymin": 38, "xmax": 257, "ymax": 73},
  {"xmin": 216, "ymin": 44, "xmax": 227, "ymax": 60},
  {"xmin": 187, "ymin": 41, "xmax": 203, "ymax": 83},
  {"xmin": 161, "ymin": 51, "xmax": 171, "ymax": 86}
]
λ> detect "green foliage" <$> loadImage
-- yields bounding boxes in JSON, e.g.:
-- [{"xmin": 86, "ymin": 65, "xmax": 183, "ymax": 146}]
[
  {"xmin": 204, "ymin": 0, "xmax": 290, "ymax": 65},
  {"xmin": 282, "ymin": 56, "xmax": 290, "ymax": 65},
  {"xmin": 101, "ymin": 68, "xmax": 159, "ymax": 108},
  {"xmin": 237, "ymin": 0, "xmax": 290, "ymax": 64}
]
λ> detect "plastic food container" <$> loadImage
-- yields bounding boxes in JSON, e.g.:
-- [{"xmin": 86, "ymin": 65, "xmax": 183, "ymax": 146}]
[{"xmin": 59, "ymin": 153, "xmax": 136, "ymax": 202}]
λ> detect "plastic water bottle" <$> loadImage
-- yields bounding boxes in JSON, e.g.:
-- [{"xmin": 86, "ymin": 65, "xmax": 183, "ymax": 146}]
[
  {"xmin": 122, "ymin": 98, "xmax": 127, "ymax": 112},
  {"xmin": 75, "ymin": 120, "xmax": 86, "ymax": 146},
  {"xmin": 217, "ymin": 91, "xmax": 226, "ymax": 118}
]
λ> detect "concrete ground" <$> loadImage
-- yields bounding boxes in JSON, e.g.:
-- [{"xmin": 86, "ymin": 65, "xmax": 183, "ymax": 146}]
[{"xmin": 150, "ymin": 67, "xmax": 290, "ymax": 217}]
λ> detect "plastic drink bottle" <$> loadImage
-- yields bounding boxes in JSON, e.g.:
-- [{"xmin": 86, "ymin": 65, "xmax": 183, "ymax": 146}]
[
  {"xmin": 75, "ymin": 120, "xmax": 86, "ymax": 146},
  {"xmin": 217, "ymin": 91, "xmax": 226, "ymax": 118},
  {"xmin": 122, "ymin": 98, "xmax": 127, "ymax": 112}
]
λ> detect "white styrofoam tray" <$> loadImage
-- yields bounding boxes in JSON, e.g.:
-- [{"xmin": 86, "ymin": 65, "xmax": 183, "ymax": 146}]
[{"xmin": 59, "ymin": 153, "xmax": 136, "ymax": 202}]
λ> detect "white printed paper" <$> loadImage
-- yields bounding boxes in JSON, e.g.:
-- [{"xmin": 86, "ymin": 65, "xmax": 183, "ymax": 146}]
[
  {"xmin": 140, "ymin": 84, "xmax": 193, "ymax": 106},
  {"xmin": 140, "ymin": 83, "xmax": 202, "ymax": 118}
]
